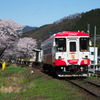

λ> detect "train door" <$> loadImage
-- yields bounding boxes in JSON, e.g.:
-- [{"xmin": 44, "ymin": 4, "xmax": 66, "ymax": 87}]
[{"xmin": 67, "ymin": 38, "xmax": 79, "ymax": 65}]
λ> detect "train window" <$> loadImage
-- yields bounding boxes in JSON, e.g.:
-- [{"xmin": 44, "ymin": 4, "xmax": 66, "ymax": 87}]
[
  {"xmin": 70, "ymin": 42, "xmax": 76, "ymax": 52},
  {"xmin": 80, "ymin": 38, "xmax": 89, "ymax": 51},
  {"xmin": 55, "ymin": 38, "xmax": 66, "ymax": 52}
]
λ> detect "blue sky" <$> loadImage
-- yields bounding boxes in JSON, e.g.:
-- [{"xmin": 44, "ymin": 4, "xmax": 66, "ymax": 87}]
[{"xmin": 0, "ymin": 0, "xmax": 100, "ymax": 27}]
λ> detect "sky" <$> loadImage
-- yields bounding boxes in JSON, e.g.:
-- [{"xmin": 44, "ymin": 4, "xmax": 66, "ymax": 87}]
[{"xmin": 0, "ymin": 0, "xmax": 100, "ymax": 27}]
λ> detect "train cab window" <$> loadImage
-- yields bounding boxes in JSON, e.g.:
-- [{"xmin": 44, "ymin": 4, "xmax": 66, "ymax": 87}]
[
  {"xmin": 80, "ymin": 38, "xmax": 89, "ymax": 52},
  {"xmin": 70, "ymin": 42, "xmax": 76, "ymax": 52},
  {"xmin": 55, "ymin": 38, "xmax": 66, "ymax": 52}
]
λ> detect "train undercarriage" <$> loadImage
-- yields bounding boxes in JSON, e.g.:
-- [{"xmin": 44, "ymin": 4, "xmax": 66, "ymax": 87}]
[{"xmin": 42, "ymin": 64, "xmax": 88, "ymax": 77}]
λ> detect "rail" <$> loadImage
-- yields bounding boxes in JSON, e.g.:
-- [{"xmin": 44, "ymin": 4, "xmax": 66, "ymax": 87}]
[{"xmin": 66, "ymin": 79, "xmax": 100, "ymax": 99}]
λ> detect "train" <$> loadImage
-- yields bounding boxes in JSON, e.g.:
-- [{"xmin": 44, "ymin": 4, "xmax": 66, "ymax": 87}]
[{"xmin": 41, "ymin": 31, "xmax": 91, "ymax": 77}]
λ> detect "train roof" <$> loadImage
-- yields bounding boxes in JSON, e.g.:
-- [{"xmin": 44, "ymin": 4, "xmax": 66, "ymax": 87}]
[
  {"xmin": 55, "ymin": 31, "xmax": 89, "ymax": 37},
  {"xmin": 41, "ymin": 31, "xmax": 89, "ymax": 45}
]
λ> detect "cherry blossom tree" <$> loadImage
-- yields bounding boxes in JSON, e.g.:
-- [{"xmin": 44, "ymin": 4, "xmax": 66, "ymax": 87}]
[
  {"xmin": 0, "ymin": 35, "xmax": 37, "ymax": 61},
  {"xmin": 14, "ymin": 37, "xmax": 37, "ymax": 59},
  {"xmin": 0, "ymin": 34, "xmax": 18, "ymax": 61},
  {"xmin": 0, "ymin": 19, "xmax": 37, "ymax": 61}
]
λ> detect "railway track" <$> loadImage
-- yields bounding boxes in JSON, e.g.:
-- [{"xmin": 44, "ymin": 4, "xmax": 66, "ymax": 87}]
[
  {"xmin": 66, "ymin": 78, "xmax": 100, "ymax": 99},
  {"xmin": 87, "ymin": 81, "xmax": 100, "ymax": 87},
  {"xmin": 32, "ymin": 65, "xmax": 100, "ymax": 99}
]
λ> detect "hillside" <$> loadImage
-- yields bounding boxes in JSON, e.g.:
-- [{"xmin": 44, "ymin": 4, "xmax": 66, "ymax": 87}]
[
  {"xmin": 23, "ymin": 8, "xmax": 100, "ymax": 47},
  {"xmin": 22, "ymin": 13, "xmax": 81, "ymax": 41},
  {"xmin": 73, "ymin": 9, "xmax": 100, "ymax": 36},
  {"xmin": 22, "ymin": 25, "xmax": 37, "ymax": 33}
]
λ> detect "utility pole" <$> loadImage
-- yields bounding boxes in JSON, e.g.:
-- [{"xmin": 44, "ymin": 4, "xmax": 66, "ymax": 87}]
[
  {"xmin": 87, "ymin": 24, "xmax": 90, "ymax": 35},
  {"xmin": 94, "ymin": 26, "xmax": 96, "ymax": 72}
]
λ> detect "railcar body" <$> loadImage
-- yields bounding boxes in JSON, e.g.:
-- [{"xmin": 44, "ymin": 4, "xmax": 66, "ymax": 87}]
[{"xmin": 41, "ymin": 31, "xmax": 90, "ymax": 77}]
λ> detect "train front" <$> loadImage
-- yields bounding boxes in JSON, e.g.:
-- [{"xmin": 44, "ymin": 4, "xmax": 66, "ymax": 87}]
[{"xmin": 53, "ymin": 32, "xmax": 90, "ymax": 77}]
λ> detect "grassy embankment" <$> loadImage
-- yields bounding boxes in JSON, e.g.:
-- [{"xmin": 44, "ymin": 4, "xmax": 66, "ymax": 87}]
[{"xmin": 0, "ymin": 64, "xmax": 97, "ymax": 100}]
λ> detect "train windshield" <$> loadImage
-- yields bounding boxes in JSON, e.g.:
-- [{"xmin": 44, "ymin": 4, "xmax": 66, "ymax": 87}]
[
  {"xmin": 70, "ymin": 42, "xmax": 76, "ymax": 52},
  {"xmin": 80, "ymin": 38, "xmax": 89, "ymax": 52},
  {"xmin": 55, "ymin": 38, "xmax": 66, "ymax": 52}
]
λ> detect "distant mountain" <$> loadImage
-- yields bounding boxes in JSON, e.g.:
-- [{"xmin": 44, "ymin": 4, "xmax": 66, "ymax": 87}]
[
  {"xmin": 22, "ymin": 13, "xmax": 81, "ymax": 41},
  {"xmin": 25, "ymin": 9, "xmax": 100, "ymax": 38},
  {"xmin": 22, "ymin": 25, "xmax": 37, "ymax": 33},
  {"xmin": 23, "ymin": 8, "xmax": 100, "ymax": 48}
]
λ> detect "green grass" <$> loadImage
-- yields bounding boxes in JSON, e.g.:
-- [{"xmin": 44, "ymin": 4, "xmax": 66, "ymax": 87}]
[
  {"xmin": 88, "ymin": 75, "xmax": 100, "ymax": 80},
  {"xmin": 0, "ymin": 65, "xmax": 97, "ymax": 100}
]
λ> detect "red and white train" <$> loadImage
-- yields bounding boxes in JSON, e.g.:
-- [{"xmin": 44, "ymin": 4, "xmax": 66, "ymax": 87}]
[{"xmin": 41, "ymin": 31, "xmax": 90, "ymax": 77}]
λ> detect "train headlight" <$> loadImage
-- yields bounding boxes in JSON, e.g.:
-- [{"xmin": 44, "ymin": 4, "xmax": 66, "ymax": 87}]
[
  {"xmin": 89, "ymin": 40, "xmax": 92, "ymax": 46},
  {"xmin": 85, "ymin": 55, "xmax": 88, "ymax": 58},
  {"xmin": 80, "ymin": 67, "xmax": 84, "ymax": 71},
  {"xmin": 58, "ymin": 56, "xmax": 64, "ymax": 60},
  {"xmin": 82, "ymin": 55, "xmax": 88, "ymax": 59}
]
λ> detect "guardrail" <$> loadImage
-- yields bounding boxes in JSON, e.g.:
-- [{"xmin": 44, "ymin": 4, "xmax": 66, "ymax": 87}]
[{"xmin": 88, "ymin": 65, "xmax": 100, "ymax": 77}]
